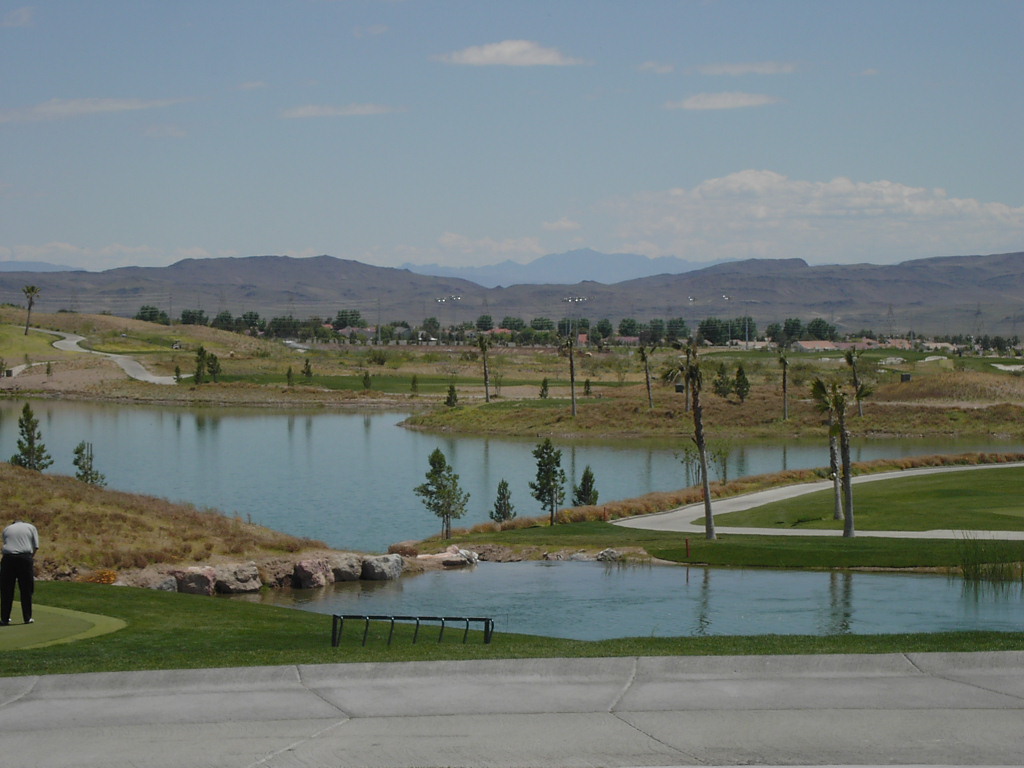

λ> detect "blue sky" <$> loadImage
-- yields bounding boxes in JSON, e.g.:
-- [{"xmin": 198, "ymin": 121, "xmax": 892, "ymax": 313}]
[{"xmin": 1, "ymin": 0, "xmax": 1022, "ymax": 272}]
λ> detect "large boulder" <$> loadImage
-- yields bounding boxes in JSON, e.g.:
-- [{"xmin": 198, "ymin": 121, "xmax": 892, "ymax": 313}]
[
  {"xmin": 361, "ymin": 553, "xmax": 404, "ymax": 581},
  {"xmin": 293, "ymin": 558, "xmax": 334, "ymax": 589},
  {"xmin": 174, "ymin": 566, "xmax": 218, "ymax": 595},
  {"xmin": 596, "ymin": 548, "xmax": 623, "ymax": 562},
  {"xmin": 327, "ymin": 553, "xmax": 363, "ymax": 582},
  {"xmin": 215, "ymin": 562, "xmax": 263, "ymax": 594}
]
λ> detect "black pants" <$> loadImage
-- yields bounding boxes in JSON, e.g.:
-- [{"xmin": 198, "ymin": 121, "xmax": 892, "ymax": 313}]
[{"xmin": 0, "ymin": 553, "xmax": 34, "ymax": 624}]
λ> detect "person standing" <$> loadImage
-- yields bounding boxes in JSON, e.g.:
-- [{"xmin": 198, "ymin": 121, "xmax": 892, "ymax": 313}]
[{"xmin": 1, "ymin": 519, "xmax": 39, "ymax": 626}]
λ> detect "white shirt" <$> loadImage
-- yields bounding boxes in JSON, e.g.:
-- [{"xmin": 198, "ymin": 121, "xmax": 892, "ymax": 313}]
[{"xmin": 2, "ymin": 521, "xmax": 39, "ymax": 555}]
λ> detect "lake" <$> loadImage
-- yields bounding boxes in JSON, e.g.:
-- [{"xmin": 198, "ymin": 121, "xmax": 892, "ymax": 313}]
[
  {"xmin": 234, "ymin": 560, "xmax": 1024, "ymax": 640},
  {"xmin": 2, "ymin": 399, "xmax": 1022, "ymax": 552}
]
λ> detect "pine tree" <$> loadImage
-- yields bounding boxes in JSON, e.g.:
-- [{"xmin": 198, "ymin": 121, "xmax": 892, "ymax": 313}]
[
  {"xmin": 414, "ymin": 448, "xmax": 470, "ymax": 539},
  {"xmin": 734, "ymin": 365, "xmax": 750, "ymax": 402},
  {"xmin": 539, "ymin": 377, "xmax": 549, "ymax": 399},
  {"xmin": 445, "ymin": 384, "xmax": 458, "ymax": 407},
  {"xmin": 73, "ymin": 441, "xmax": 106, "ymax": 486},
  {"xmin": 10, "ymin": 403, "xmax": 53, "ymax": 472},
  {"xmin": 489, "ymin": 479, "xmax": 516, "ymax": 523},
  {"xmin": 302, "ymin": 357, "xmax": 313, "ymax": 382},
  {"xmin": 206, "ymin": 353, "xmax": 221, "ymax": 383},
  {"xmin": 194, "ymin": 346, "xmax": 207, "ymax": 384},
  {"xmin": 572, "ymin": 465, "xmax": 599, "ymax": 506},
  {"xmin": 529, "ymin": 438, "xmax": 565, "ymax": 525},
  {"xmin": 712, "ymin": 362, "xmax": 732, "ymax": 398}
]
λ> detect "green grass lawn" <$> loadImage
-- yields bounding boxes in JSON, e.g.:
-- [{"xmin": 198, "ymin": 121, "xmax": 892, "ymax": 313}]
[
  {"xmin": 450, "ymin": 520, "xmax": 1024, "ymax": 569},
  {"xmin": 5, "ymin": 581, "xmax": 1023, "ymax": 678},
  {"xmin": 715, "ymin": 466, "xmax": 1024, "ymax": 531}
]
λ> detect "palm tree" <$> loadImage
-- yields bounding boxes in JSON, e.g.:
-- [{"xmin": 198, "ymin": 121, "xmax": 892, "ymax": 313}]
[
  {"xmin": 811, "ymin": 378, "xmax": 855, "ymax": 537},
  {"xmin": 662, "ymin": 341, "xmax": 694, "ymax": 412},
  {"xmin": 477, "ymin": 334, "xmax": 492, "ymax": 403},
  {"xmin": 22, "ymin": 285, "xmax": 40, "ymax": 335},
  {"xmin": 778, "ymin": 352, "xmax": 789, "ymax": 420},
  {"xmin": 638, "ymin": 344, "xmax": 657, "ymax": 409},
  {"xmin": 686, "ymin": 343, "xmax": 715, "ymax": 540},
  {"xmin": 844, "ymin": 349, "xmax": 865, "ymax": 417},
  {"xmin": 561, "ymin": 333, "xmax": 577, "ymax": 417}
]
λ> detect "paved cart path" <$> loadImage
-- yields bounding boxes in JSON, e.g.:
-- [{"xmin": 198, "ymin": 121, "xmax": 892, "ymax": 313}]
[{"xmin": 614, "ymin": 462, "xmax": 1024, "ymax": 539}]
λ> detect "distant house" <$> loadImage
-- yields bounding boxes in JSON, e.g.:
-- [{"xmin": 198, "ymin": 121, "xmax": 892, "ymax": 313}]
[
  {"xmin": 921, "ymin": 341, "xmax": 957, "ymax": 353},
  {"xmin": 883, "ymin": 338, "xmax": 914, "ymax": 350},
  {"xmin": 792, "ymin": 340, "xmax": 838, "ymax": 352}
]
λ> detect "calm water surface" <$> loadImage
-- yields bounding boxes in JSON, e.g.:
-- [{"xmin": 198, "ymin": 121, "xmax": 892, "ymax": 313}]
[
  {"xmin": 235, "ymin": 561, "xmax": 1024, "ymax": 640},
  {"xmin": 2, "ymin": 399, "xmax": 1022, "ymax": 551}
]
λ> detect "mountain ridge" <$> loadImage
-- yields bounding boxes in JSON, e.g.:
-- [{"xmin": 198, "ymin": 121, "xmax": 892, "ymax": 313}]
[
  {"xmin": 402, "ymin": 248, "xmax": 731, "ymax": 287},
  {"xmin": 1, "ymin": 250, "xmax": 1021, "ymax": 336}
]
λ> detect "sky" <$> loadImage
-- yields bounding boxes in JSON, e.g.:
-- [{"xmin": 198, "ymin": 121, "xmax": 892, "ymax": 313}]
[{"xmin": 1, "ymin": 0, "xmax": 1022, "ymax": 273}]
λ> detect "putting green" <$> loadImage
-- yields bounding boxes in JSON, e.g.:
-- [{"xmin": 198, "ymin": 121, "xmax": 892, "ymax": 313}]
[{"xmin": 0, "ymin": 605, "xmax": 126, "ymax": 651}]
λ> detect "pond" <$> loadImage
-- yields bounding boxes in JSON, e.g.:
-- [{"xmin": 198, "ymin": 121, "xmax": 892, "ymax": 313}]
[
  {"xmin": 2, "ymin": 399, "xmax": 1022, "ymax": 552},
  {"xmin": 233, "ymin": 560, "xmax": 1024, "ymax": 640}
]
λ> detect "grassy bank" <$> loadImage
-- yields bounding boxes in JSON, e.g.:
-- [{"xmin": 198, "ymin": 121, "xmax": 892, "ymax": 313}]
[
  {"xmin": 448, "ymin": 520, "xmax": 1016, "ymax": 570},
  {"xmin": 5, "ymin": 581, "xmax": 1023, "ymax": 678},
  {"xmin": 0, "ymin": 463, "xmax": 328, "ymax": 579}
]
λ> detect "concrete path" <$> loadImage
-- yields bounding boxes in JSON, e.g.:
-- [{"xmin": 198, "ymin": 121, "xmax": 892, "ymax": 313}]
[
  {"xmin": 615, "ymin": 462, "xmax": 1024, "ymax": 540},
  {"xmin": 34, "ymin": 328, "xmax": 179, "ymax": 385},
  {"xmin": 0, "ymin": 653, "xmax": 1022, "ymax": 767}
]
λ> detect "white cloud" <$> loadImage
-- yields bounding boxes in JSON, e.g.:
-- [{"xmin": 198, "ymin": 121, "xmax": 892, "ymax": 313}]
[
  {"xmin": 0, "ymin": 97, "xmax": 182, "ymax": 124},
  {"xmin": 281, "ymin": 103, "xmax": 402, "ymax": 118},
  {"xmin": 698, "ymin": 61, "xmax": 798, "ymax": 76},
  {"xmin": 543, "ymin": 217, "xmax": 581, "ymax": 232},
  {"xmin": 639, "ymin": 61, "xmax": 674, "ymax": 75},
  {"xmin": 1, "ymin": 7, "xmax": 32, "ymax": 27},
  {"xmin": 859, "ymin": 68, "xmax": 881, "ymax": 77},
  {"xmin": 435, "ymin": 40, "xmax": 585, "ymax": 67},
  {"xmin": 607, "ymin": 170, "xmax": 1024, "ymax": 264},
  {"xmin": 666, "ymin": 92, "xmax": 781, "ymax": 110},
  {"xmin": 239, "ymin": 81, "xmax": 267, "ymax": 90}
]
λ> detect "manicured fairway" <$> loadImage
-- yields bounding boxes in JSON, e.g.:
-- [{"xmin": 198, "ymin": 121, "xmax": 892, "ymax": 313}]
[
  {"xmin": 0, "ymin": 604, "xmax": 126, "ymax": 652},
  {"xmin": 715, "ymin": 465, "xmax": 1024, "ymax": 531},
  {"xmin": 3, "ymin": 581, "xmax": 1024, "ymax": 678}
]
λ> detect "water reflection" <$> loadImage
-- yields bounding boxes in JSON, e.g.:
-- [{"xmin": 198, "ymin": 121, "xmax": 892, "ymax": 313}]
[
  {"xmin": 823, "ymin": 571, "xmax": 853, "ymax": 635},
  {"xmin": 2, "ymin": 399, "xmax": 1022, "ymax": 552},
  {"xmin": 234, "ymin": 561, "xmax": 1023, "ymax": 640}
]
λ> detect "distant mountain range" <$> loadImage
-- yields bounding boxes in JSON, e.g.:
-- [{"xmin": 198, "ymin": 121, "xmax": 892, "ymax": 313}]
[
  {"xmin": 0, "ymin": 260, "xmax": 80, "ymax": 272},
  {"xmin": 402, "ymin": 248, "xmax": 730, "ymax": 287},
  {"xmin": 1, "ymin": 250, "xmax": 1022, "ymax": 336}
]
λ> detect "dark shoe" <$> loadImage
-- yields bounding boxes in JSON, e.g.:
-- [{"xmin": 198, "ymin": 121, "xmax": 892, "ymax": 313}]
[
  {"xmin": 0, "ymin": 621, "xmax": 9, "ymax": 626},
  {"xmin": 25, "ymin": 618, "xmax": 34, "ymax": 624}
]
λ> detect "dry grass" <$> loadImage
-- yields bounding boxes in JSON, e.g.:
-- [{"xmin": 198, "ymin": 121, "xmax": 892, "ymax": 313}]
[
  {"xmin": 0, "ymin": 463, "xmax": 325, "ymax": 578},
  {"xmin": 873, "ymin": 370, "xmax": 1024, "ymax": 403}
]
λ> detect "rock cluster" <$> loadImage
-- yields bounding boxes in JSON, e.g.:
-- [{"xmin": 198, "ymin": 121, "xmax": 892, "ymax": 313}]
[
  {"xmin": 414, "ymin": 544, "xmax": 479, "ymax": 569},
  {"xmin": 115, "ymin": 552, "xmax": 406, "ymax": 595}
]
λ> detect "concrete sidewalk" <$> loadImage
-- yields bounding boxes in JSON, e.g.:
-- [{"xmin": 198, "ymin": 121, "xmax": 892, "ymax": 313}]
[{"xmin": 1, "ymin": 653, "xmax": 1022, "ymax": 767}]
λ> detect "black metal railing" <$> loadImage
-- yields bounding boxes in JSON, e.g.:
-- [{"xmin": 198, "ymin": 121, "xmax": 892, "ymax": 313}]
[{"xmin": 331, "ymin": 614, "xmax": 495, "ymax": 647}]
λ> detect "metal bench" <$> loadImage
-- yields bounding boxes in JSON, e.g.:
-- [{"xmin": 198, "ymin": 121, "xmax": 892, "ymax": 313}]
[{"xmin": 331, "ymin": 614, "xmax": 495, "ymax": 647}]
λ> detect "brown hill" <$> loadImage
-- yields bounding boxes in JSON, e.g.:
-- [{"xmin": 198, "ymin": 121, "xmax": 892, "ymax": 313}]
[{"xmin": 0, "ymin": 251, "xmax": 1021, "ymax": 336}]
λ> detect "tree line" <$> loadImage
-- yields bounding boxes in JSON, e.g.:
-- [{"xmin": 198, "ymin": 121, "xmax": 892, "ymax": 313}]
[{"xmin": 414, "ymin": 438, "xmax": 599, "ymax": 540}]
